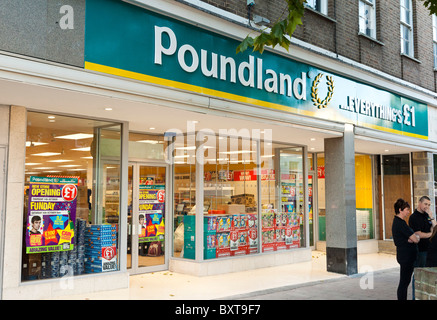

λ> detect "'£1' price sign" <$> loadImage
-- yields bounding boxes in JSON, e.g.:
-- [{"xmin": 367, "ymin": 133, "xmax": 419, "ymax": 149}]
[{"xmin": 62, "ymin": 184, "xmax": 77, "ymax": 202}]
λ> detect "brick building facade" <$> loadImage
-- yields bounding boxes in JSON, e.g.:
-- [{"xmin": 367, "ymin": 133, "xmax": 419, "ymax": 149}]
[{"xmin": 191, "ymin": 0, "xmax": 437, "ymax": 91}]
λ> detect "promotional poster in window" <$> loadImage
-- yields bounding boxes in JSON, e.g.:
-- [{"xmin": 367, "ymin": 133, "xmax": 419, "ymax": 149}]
[
  {"xmin": 26, "ymin": 176, "xmax": 78, "ymax": 254},
  {"xmin": 138, "ymin": 184, "xmax": 165, "ymax": 243}
]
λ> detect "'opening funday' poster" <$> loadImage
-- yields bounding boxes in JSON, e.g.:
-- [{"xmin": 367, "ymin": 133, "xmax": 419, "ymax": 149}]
[
  {"xmin": 138, "ymin": 184, "xmax": 165, "ymax": 243},
  {"xmin": 26, "ymin": 176, "xmax": 78, "ymax": 254}
]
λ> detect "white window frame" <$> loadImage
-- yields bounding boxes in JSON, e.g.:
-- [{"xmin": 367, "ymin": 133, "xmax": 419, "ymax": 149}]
[
  {"xmin": 305, "ymin": 0, "xmax": 328, "ymax": 16},
  {"xmin": 400, "ymin": 0, "xmax": 414, "ymax": 57},
  {"xmin": 433, "ymin": 15, "xmax": 437, "ymax": 68},
  {"xmin": 359, "ymin": 0, "xmax": 376, "ymax": 39}
]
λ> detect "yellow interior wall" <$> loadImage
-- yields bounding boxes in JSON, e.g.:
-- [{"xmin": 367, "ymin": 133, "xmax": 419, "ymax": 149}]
[
  {"xmin": 355, "ymin": 155, "xmax": 373, "ymax": 209},
  {"xmin": 317, "ymin": 155, "xmax": 372, "ymax": 209}
]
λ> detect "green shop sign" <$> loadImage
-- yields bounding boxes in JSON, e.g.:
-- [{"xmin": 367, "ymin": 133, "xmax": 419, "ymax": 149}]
[{"xmin": 85, "ymin": 0, "xmax": 428, "ymax": 139}]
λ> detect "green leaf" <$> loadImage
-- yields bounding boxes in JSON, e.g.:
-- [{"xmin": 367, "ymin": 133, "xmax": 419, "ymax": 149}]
[
  {"xmin": 236, "ymin": 36, "xmax": 254, "ymax": 54},
  {"xmin": 253, "ymin": 33, "xmax": 271, "ymax": 53},
  {"xmin": 423, "ymin": 0, "xmax": 437, "ymax": 15},
  {"xmin": 237, "ymin": 0, "xmax": 306, "ymax": 54},
  {"xmin": 279, "ymin": 37, "xmax": 291, "ymax": 51}
]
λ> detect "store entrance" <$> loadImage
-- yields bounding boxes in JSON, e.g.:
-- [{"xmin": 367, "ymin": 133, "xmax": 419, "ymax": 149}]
[{"xmin": 127, "ymin": 162, "xmax": 168, "ymax": 274}]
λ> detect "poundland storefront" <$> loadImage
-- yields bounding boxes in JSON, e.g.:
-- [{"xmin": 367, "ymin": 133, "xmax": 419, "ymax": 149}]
[{"xmin": 1, "ymin": 0, "xmax": 437, "ymax": 299}]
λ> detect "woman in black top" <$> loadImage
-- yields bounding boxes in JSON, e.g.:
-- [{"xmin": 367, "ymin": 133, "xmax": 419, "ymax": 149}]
[
  {"xmin": 426, "ymin": 227, "xmax": 437, "ymax": 267},
  {"xmin": 392, "ymin": 199, "xmax": 419, "ymax": 300}
]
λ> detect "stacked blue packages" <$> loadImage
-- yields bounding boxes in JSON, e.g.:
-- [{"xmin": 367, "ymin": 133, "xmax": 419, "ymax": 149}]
[{"xmin": 84, "ymin": 224, "xmax": 117, "ymax": 273}]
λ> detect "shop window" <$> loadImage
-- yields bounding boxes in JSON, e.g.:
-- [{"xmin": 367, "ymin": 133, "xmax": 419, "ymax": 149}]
[
  {"xmin": 172, "ymin": 134, "xmax": 196, "ymax": 260},
  {"xmin": 317, "ymin": 153, "xmax": 375, "ymax": 241},
  {"xmin": 22, "ymin": 112, "xmax": 122, "ymax": 281},
  {"xmin": 308, "ymin": 153, "xmax": 315, "ymax": 247},
  {"xmin": 317, "ymin": 154, "xmax": 326, "ymax": 241},
  {"xmin": 379, "ymin": 154, "xmax": 411, "ymax": 240},
  {"xmin": 128, "ymin": 132, "xmax": 165, "ymax": 160},
  {"xmin": 277, "ymin": 148, "xmax": 305, "ymax": 249},
  {"xmin": 203, "ymin": 135, "xmax": 259, "ymax": 259},
  {"xmin": 171, "ymin": 132, "xmax": 307, "ymax": 260},
  {"xmin": 355, "ymin": 154, "xmax": 374, "ymax": 240}
]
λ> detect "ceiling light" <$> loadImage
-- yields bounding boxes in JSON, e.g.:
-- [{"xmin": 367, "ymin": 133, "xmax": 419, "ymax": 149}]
[
  {"xmin": 34, "ymin": 167, "xmax": 54, "ymax": 170},
  {"xmin": 55, "ymin": 133, "xmax": 93, "ymax": 140},
  {"xmin": 137, "ymin": 140, "xmax": 159, "ymax": 144},
  {"xmin": 67, "ymin": 168, "xmax": 87, "ymax": 171},
  {"xmin": 49, "ymin": 120, "xmax": 56, "ymax": 123},
  {"xmin": 48, "ymin": 116, "xmax": 56, "ymax": 119},
  {"xmin": 25, "ymin": 163, "xmax": 42, "ymax": 166},
  {"xmin": 105, "ymin": 107, "xmax": 113, "ymax": 111},
  {"xmin": 32, "ymin": 152, "xmax": 62, "ymax": 157},
  {"xmin": 175, "ymin": 146, "xmax": 195, "ymax": 150},
  {"xmin": 59, "ymin": 164, "xmax": 81, "ymax": 167},
  {"xmin": 149, "ymin": 127, "xmax": 156, "ymax": 130},
  {"xmin": 26, "ymin": 141, "xmax": 48, "ymax": 147},
  {"xmin": 175, "ymin": 146, "xmax": 215, "ymax": 150},
  {"xmin": 81, "ymin": 156, "xmax": 93, "ymax": 159},
  {"xmin": 71, "ymin": 147, "xmax": 91, "ymax": 151},
  {"xmin": 310, "ymin": 138, "xmax": 316, "ymax": 141},
  {"xmin": 220, "ymin": 150, "xmax": 255, "ymax": 154},
  {"xmin": 229, "ymin": 160, "xmax": 252, "ymax": 164},
  {"xmin": 47, "ymin": 159, "xmax": 73, "ymax": 163}
]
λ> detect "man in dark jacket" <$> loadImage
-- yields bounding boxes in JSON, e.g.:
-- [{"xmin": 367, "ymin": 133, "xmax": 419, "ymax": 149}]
[{"xmin": 409, "ymin": 196, "xmax": 436, "ymax": 267}]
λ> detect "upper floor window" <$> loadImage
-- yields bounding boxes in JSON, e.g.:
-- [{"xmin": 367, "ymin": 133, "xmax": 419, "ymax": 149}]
[
  {"xmin": 305, "ymin": 0, "xmax": 328, "ymax": 15},
  {"xmin": 400, "ymin": 0, "xmax": 414, "ymax": 57},
  {"xmin": 359, "ymin": 0, "xmax": 376, "ymax": 39},
  {"xmin": 433, "ymin": 15, "xmax": 437, "ymax": 68}
]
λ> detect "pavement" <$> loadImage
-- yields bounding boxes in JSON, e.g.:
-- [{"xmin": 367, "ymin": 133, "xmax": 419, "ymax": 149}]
[
  {"xmin": 225, "ymin": 267, "xmax": 405, "ymax": 300},
  {"xmin": 53, "ymin": 251, "xmax": 408, "ymax": 300}
]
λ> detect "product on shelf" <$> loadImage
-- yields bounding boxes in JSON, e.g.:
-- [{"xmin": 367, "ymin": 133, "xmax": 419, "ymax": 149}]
[{"xmin": 231, "ymin": 194, "xmax": 255, "ymax": 206}]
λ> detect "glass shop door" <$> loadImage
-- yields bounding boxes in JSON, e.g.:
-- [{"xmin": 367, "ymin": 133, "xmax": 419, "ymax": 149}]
[{"xmin": 127, "ymin": 163, "xmax": 168, "ymax": 274}]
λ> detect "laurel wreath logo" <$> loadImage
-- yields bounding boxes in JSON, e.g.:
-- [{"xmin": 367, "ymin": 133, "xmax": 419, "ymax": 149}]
[{"xmin": 311, "ymin": 73, "xmax": 334, "ymax": 109}]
